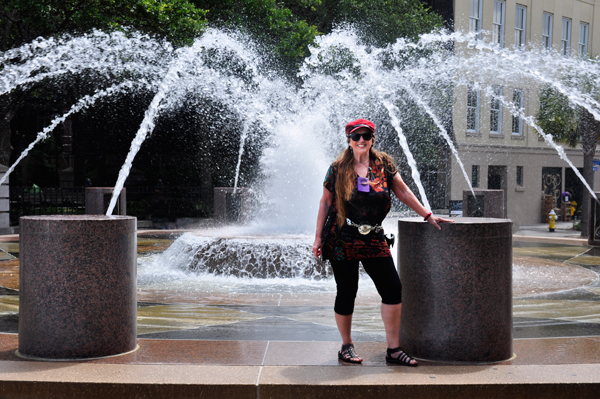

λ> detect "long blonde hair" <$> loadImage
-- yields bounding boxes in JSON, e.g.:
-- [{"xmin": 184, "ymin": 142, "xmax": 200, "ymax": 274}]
[{"xmin": 333, "ymin": 137, "xmax": 392, "ymax": 226}]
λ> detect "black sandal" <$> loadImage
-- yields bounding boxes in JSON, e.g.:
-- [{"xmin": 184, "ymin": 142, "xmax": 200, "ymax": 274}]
[
  {"xmin": 338, "ymin": 343, "xmax": 363, "ymax": 364},
  {"xmin": 386, "ymin": 347, "xmax": 418, "ymax": 367}
]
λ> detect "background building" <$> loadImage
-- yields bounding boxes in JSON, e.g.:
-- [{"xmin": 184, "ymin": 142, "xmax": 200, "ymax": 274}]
[{"xmin": 449, "ymin": 0, "xmax": 599, "ymax": 229}]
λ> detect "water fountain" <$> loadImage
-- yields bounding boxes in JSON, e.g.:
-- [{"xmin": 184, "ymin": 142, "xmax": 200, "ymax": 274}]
[
  {"xmin": 3, "ymin": 29, "xmax": 599, "ymax": 218},
  {"xmin": 2, "ymin": 26, "xmax": 600, "ymax": 361}
]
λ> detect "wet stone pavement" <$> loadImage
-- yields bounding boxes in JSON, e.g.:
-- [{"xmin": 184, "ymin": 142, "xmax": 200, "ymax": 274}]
[
  {"xmin": 0, "ymin": 228, "xmax": 597, "ymax": 365},
  {"xmin": 0, "ymin": 226, "xmax": 596, "ymax": 398}
]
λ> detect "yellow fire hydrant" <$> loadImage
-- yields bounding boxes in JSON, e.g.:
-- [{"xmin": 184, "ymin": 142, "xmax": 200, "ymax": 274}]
[{"xmin": 549, "ymin": 209, "xmax": 556, "ymax": 232}]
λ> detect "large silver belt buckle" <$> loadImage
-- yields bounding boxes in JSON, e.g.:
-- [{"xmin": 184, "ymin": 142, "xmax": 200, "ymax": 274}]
[{"xmin": 358, "ymin": 224, "xmax": 372, "ymax": 235}]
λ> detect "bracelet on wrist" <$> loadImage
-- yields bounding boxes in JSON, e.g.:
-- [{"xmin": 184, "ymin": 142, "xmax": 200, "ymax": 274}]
[{"xmin": 424, "ymin": 212, "xmax": 432, "ymax": 221}]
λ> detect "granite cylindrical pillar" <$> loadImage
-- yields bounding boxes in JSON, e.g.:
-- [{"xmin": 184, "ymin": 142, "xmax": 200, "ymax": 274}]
[
  {"xmin": 18, "ymin": 215, "xmax": 137, "ymax": 360},
  {"xmin": 398, "ymin": 217, "xmax": 512, "ymax": 363}
]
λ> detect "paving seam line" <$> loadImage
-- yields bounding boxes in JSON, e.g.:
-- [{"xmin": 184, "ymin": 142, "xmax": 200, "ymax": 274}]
[{"xmin": 256, "ymin": 340, "xmax": 270, "ymax": 399}]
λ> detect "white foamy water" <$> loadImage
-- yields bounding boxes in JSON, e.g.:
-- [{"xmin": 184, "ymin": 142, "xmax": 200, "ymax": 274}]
[{"xmin": 4, "ymin": 28, "xmax": 600, "ymax": 221}]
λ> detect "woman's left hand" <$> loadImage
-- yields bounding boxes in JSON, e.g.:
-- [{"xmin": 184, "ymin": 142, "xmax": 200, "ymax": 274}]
[
  {"xmin": 312, "ymin": 237, "xmax": 323, "ymax": 259},
  {"xmin": 426, "ymin": 215, "xmax": 454, "ymax": 230}
]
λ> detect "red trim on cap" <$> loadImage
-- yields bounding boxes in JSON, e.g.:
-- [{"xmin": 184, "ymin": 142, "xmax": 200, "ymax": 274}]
[{"xmin": 345, "ymin": 119, "xmax": 375, "ymax": 136}]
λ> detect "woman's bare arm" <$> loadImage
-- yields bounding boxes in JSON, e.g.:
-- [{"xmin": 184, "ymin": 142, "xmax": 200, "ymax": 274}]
[
  {"xmin": 390, "ymin": 173, "xmax": 453, "ymax": 230},
  {"xmin": 313, "ymin": 187, "xmax": 334, "ymax": 258}
]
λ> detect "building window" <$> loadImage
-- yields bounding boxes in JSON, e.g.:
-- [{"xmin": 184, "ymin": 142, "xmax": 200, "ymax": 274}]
[
  {"xmin": 579, "ymin": 22, "xmax": 589, "ymax": 56},
  {"xmin": 472, "ymin": 165, "xmax": 480, "ymax": 187},
  {"xmin": 515, "ymin": 5, "xmax": 527, "ymax": 48},
  {"xmin": 516, "ymin": 166, "xmax": 523, "ymax": 186},
  {"xmin": 562, "ymin": 18, "xmax": 572, "ymax": 57},
  {"xmin": 490, "ymin": 86, "xmax": 503, "ymax": 134},
  {"xmin": 470, "ymin": 0, "xmax": 483, "ymax": 38},
  {"xmin": 467, "ymin": 84, "xmax": 480, "ymax": 132},
  {"xmin": 493, "ymin": 1, "xmax": 505, "ymax": 47},
  {"xmin": 512, "ymin": 89, "xmax": 524, "ymax": 136},
  {"xmin": 542, "ymin": 13, "xmax": 553, "ymax": 51}
]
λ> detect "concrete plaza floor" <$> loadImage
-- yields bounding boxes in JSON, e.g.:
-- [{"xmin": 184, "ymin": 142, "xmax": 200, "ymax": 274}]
[{"xmin": 0, "ymin": 219, "xmax": 598, "ymax": 397}]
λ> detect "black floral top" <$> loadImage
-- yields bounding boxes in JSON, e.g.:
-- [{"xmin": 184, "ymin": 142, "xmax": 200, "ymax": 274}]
[{"xmin": 321, "ymin": 156, "xmax": 397, "ymax": 261}]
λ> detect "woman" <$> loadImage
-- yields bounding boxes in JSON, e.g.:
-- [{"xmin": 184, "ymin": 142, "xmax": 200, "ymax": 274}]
[{"xmin": 312, "ymin": 118, "xmax": 452, "ymax": 366}]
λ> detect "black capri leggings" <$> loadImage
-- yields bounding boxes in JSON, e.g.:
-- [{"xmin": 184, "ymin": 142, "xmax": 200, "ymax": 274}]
[{"xmin": 330, "ymin": 257, "xmax": 402, "ymax": 316}]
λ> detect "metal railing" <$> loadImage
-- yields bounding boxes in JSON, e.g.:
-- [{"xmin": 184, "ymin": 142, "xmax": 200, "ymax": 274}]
[
  {"xmin": 10, "ymin": 186, "xmax": 213, "ymax": 224},
  {"xmin": 10, "ymin": 187, "xmax": 86, "ymax": 223},
  {"xmin": 125, "ymin": 186, "xmax": 213, "ymax": 220}
]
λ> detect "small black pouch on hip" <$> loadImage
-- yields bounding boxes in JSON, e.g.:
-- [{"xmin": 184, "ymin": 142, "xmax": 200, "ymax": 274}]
[{"xmin": 385, "ymin": 233, "xmax": 395, "ymax": 248}]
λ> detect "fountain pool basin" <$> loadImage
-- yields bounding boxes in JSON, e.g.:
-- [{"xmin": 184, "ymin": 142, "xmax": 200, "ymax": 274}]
[{"xmin": 134, "ymin": 221, "xmax": 598, "ymax": 307}]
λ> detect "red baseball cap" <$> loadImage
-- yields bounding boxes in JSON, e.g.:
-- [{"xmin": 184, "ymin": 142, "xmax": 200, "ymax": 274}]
[{"xmin": 345, "ymin": 119, "xmax": 375, "ymax": 136}]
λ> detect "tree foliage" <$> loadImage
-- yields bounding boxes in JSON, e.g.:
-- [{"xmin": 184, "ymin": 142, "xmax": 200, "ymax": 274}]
[
  {"xmin": 1, "ymin": 0, "xmax": 446, "ymax": 195},
  {"xmin": 303, "ymin": 0, "xmax": 444, "ymax": 46},
  {"xmin": 194, "ymin": 0, "xmax": 443, "ymax": 69},
  {"xmin": 537, "ymin": 85, "xmax": 581, "ymax": 148},
  {"xmin": 537, "ymin": 82, "xmax": 600, "ymax": 154},
  {"xmin": 194, "ymin": 0, "xmax": 319, "ymax": 71},
  {"xmin": 2, "ymin": 0, "xmax": 444, "ymax": 75},
  {"xmin": 0, "ymin": 0, "xmax": 208, "ymax": 50},
  {"xmin": 537, "ymin": 80, "xmax": 600, "ymax": 237}
]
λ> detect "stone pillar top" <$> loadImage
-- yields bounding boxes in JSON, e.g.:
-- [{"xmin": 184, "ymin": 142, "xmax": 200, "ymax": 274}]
[
  {"xmin": 20, "ymin": 215, "xmax": 136, "ymax": 235},
  {"xmin": 398, "ymin": 217, "xmax": 512, "ymax": 238},
  {"xmin": 21, "ymin": 215, "xmax": 134, "ymax": 221},
  {"xmin": 84, "ymin": 187, "xmax": 124, "ymax": 191},
  {"xmin": 399, "ymin": 217, "xmax": 510, "ymax": 223}
]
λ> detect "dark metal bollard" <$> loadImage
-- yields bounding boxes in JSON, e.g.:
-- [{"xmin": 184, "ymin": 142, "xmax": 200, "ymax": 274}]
[{"xmin": 85, "ymin": 187, "xmax": 126, "ymax": 215}]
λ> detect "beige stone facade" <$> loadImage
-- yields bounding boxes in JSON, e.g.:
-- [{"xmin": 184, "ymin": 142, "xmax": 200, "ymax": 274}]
[{"xmin": 450, "ymin": 0, "xmax": 600, "ymax": 228}]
